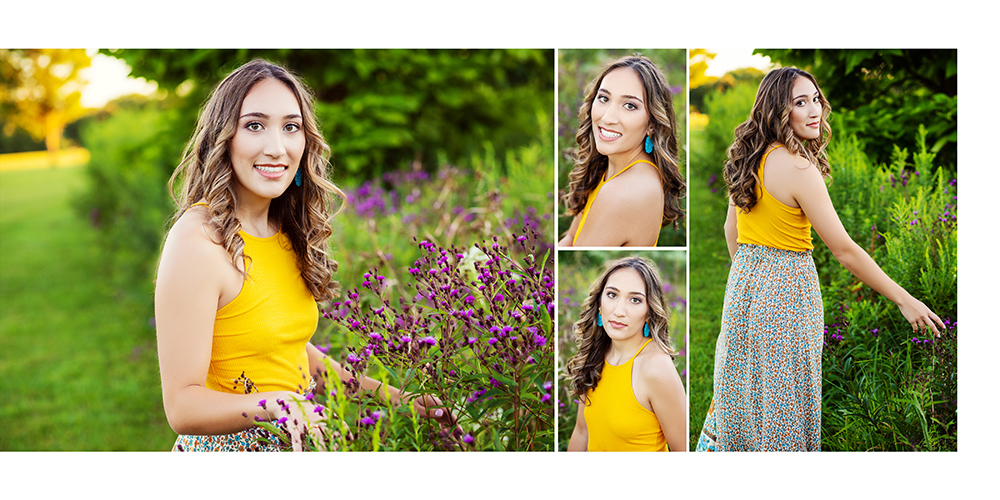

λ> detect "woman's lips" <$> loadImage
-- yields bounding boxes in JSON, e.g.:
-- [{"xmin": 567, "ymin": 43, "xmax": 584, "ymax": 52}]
[
  {"xmin": 254, "ymin": 164, "xmax": 287, "ymax": 179},
  {"xmin": 598, "ymin": 126, "xmax": 622, "ymax": 140},
  {"xmin": 608, "ymin": 320, "xmax": 627, "ymax": 329}
]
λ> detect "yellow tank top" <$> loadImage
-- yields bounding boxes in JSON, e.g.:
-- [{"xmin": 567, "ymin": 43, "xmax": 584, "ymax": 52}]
[
  {"xmin": 736, "ymin": 145, "xmax": 813, "ymax": 251},
  {"xmin": 573, "ymin": 159, "xmax": 661, "ymax": 246},
  {"xmin": 190, "ymin": 204, "xmax": 317, "ymax": 396},
  {"xmin": 584, "ymin": 339, "xmax": 668, "ymax": 451}
]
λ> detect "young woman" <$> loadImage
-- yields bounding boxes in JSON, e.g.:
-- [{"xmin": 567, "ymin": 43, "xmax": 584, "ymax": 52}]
[
  {"xmin": 559, "ymin": 55, "xmax": 684, "ymax": 247},
  {"xmin": 695, "ymin": 67, "xmax": 944, "ymax": 452},
  {"xmin": 155, "ymin": 59, "xmax": 453, "ymax": 452},
  {"xmin": 566, "ymin": 256, "xmax": 687, "ymax": 451}
]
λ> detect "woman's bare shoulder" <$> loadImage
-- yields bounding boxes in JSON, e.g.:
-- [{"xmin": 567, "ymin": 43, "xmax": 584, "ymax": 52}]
[
  {"xmin": 767, "ymin": 145, "xmax": 816, "ymax": 173},
  {"xmin": 637, "ymin": 345, "xmax": 680, "ymax": 384},
  {"xmin": 604, "ymin": 164, "xmax": 664, "ymax": 207},
  {"xmin": 161, "ymin": 205, "xmax": 226, "ymax": 267}
]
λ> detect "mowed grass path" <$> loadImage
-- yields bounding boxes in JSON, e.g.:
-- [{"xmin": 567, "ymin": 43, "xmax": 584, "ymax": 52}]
[
  {"xmin": 687, "ymin": 129, "xmax": 733, "ymax": 449},
  {"xmin": 0, "ymin": 165, "xmax": 176, "ymax": 450}
]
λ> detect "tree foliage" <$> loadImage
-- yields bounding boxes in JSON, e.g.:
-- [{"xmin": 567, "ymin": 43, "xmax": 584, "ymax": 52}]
[
  {"xmin": 99, "ymin": 49, "xmax": 553, "ymax": 177},
  {"xmin": 0, "ymin": 49, "xmax": 91, "ymax": 157},
  {"xmin": 756, "ymin": 49, "xmax": 957, "ymax": 168}
]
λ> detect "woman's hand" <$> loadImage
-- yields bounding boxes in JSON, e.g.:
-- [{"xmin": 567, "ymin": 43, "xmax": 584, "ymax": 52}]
[
  {"xmin": 897, "ymin": 294, "xmax": 946, "ymax": 337},
  {"xmin": 399, "ymin": 392, "xmax": 459, "ymax": 428},
  {"xmin": 269, "ymin": 392, "xmax": 329, "ymax": 452}
]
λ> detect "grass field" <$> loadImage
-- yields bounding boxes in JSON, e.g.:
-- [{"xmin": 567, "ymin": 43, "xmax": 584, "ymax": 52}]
[
  {"xmin": 686, "ymin": 129, "xmax": 731, "ymax": 449},
  {"xmin": 0, "ymin": 165, "xmax": 176, "ymax": 450}
]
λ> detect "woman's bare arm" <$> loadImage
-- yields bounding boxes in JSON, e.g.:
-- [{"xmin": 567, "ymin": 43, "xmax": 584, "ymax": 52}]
[
  {"xmin": 642, "ymin": 353, "xmax": 688, "ymax": 451},
  {"xmin": 567, "ymin": 401, "xmax": 589, "ymax": 451},
  {"xmin": 789, "ymin": 158, "xmax": 945, "ymax": 335},
  {"xmin": 724, "ymin": 201, "xmax": 738, "ymax": 260}
]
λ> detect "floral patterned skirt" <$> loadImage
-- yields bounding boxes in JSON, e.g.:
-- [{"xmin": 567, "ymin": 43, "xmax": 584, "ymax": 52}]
[
  {"xmin": 173, "ymin": 426, "xmax": 283, "ymax": 452},
  {"xmin": 696, "ymin": 244, "xmax": 823, "ymax": 451}
]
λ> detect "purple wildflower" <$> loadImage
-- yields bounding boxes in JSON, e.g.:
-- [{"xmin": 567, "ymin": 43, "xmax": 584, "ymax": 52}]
[
  {"xmin": 462, "ymin": 433, "xmax": 475, "ymax": 444},
  {"xmin": 420, "ymin": 336, "xmax": 437, "ymax": 346},
  {"xmin": 533, "ymin": 333, "xmax": 547, "ymax": 347}
]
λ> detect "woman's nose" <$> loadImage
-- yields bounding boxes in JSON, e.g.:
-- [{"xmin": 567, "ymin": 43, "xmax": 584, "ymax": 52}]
[
  {"xmin": 263, "ymin": 129, "xmax": 287, "ymax": 158},
  {"xmin": 597, "ymin": 104, "xmax": 617, "ymax": 124}
]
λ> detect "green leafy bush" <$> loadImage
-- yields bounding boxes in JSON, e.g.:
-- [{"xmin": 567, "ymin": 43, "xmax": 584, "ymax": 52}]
[
  {"xmin": 819, "ymin": 128, "xmax": 957, "ymax": 451},
  {"xmin": 74, "ymin": 103, "xmax": 181, "ymax": 297}
]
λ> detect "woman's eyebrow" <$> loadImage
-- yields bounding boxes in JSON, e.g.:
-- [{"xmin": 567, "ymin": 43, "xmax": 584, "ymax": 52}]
[
  {"xmin": 792, "ymin": 91, "xmax": 819, "ymax": 100},
  {"xmin": 239, "ymin": 112, "xmax": 303, "ymax": 120},
  {"xmin": 604, "ymin": 285, "xmax": 646, "ymax": 297},
  {"xmin": 597, "ymin": 88, "xmax": 644, "ymax": 103}
]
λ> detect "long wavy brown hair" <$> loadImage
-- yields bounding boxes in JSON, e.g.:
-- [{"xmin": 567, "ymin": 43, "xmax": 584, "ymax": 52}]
[
  {"xmin": 724, "ymin": 66, "xmax": 832, "ymax": 212},
  {"xmin": 563, "ymin": 54, "xmax": 685, "ymax": 229},
  {"xmin": 168, "ymin": 59, "xmax": 345, "ymax": 302},
  {"xmin": 566, "ymin": 256, "xmax": 676, "ymax": 404}
]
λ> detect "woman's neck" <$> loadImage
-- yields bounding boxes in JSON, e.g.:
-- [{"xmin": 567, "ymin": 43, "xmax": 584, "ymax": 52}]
[
  {"xmin": 605, "ymin": 149, "xmax": 652, "ymax": 180},
  {"xmin": 606, "ymin": 334, "xmax": 648, "ymax": 366},
  {"xmin": 235, "ymin": 197, "xmax": 275, "ymax": 238}
]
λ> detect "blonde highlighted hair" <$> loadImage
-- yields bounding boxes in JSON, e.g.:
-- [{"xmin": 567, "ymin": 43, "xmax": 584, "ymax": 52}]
[{"xmin": 724, "ymin": 66, "xmax": 832, "ymax": 212}]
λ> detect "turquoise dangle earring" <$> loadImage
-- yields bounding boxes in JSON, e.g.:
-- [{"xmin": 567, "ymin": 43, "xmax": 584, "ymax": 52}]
[
  {"xmin": 643, "ymin": 322, "xmax": 650, "ymax": 338},
  {"xmin": 644, "ymin": 135, "xmax": 654, "ymax": 154},
  {"xmin": 294, "ymin": 168, "xmax": 303, "ymax": 187},
  {"xmin": 598, "ymin": 312, "xmax": 603, "ymax": 327}
]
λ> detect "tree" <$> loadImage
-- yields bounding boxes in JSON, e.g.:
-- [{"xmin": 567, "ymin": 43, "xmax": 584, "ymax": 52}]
[
  {"xmin": 0, "ymin": 49, "xmax": 91, "ymax": 161},
  {"xmin": 755, "ymin": 49, "xmax": 957, "ymax": 168}
]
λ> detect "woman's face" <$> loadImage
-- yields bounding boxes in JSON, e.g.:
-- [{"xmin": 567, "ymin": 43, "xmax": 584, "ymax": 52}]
[
  {"xmin": 230, "ymin": 78, "xmax": 305, "ymax": 205},
  {"xmin": 599, "ymin": 267, "xmax": 649, "ymax": 342},
  {"xmin": 788, "ymin": 76, "xmax": 822, "ymax": 141},
  {"xmin": 591, "ymin": 67, "xmax": 651, "ymax": 159}
]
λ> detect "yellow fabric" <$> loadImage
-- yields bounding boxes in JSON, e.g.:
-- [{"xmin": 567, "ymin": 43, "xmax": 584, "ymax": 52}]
[
  {"xmin": 584, "ymin": 339, "xmax": 668, "ymax": 451},
  {"xmin": 736, "ymin": 145, "xmax": 813, "ymax": 251},
  {"xmin": 573, "ymin": 159, "xmax": 661, "ymax": 246},
  {"xmin": 188, "ymin": 204, "xmax": 317, "ymax": 395}
]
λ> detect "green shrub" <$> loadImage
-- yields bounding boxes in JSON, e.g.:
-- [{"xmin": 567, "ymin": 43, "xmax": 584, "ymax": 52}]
[
  {"xmin": 819, "ymin": 127, "xmax": 957, "ymax": 451},
  {"xmin": 74, "ymin": 103, "xmax": 181, "ymax": 299}
]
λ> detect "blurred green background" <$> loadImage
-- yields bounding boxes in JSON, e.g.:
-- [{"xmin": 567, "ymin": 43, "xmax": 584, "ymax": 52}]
[
  {"xmin": 557, "ymin": 49, "xmax": 687, "ymax": 247},
  {"xmin": 0, "ymin": 49, "xmax": 554, "ymax": 450},
  {"xmin": 555, "ymin": 249, "xmax": 687, "ymax": 451},
  {"xmin": 688, "ymin": 49, "xmax": 958, "ymax": 451}
]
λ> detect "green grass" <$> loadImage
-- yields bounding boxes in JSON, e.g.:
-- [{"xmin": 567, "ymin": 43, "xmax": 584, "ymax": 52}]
[
  {"xmin": 0, "ymin": 166, "xmax": 176, "ymax": 450},
  {"xmin": 686, "ymin": 128, "xmax": 732, "ymax": 450}
]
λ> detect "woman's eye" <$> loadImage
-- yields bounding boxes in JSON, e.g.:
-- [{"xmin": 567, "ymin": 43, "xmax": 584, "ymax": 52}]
[
  {"xmin": 606, "ymin": 291, "xmax": 616, "ymax": 299},
  {"xmin": 597, "ymin": 95, "xmax": 609, "ymax": 103},
  {"xmin": 795, "ymin": 100, "xmax": 805, "ymax": 107},
  {"xmin": 247, "ymin": 122, "xmax": 263, "ymax": 131},
  {"xmin": 630, "ymin": 297, "xmax": 642, "ymax": 304},
  {"xmin": 624, "ymin": 102, "xmax": 637, "ymax": 111},
  {"xmin": 284, "ymin": 123, "xmax": 301, "ymax": 132}
]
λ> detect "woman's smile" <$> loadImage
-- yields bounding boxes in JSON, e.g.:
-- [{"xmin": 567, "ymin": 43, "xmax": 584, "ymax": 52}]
[
  {"xmin": 598, "ymin": 126, "xmax": 623, "ymax": 141},
  {"xmin": 254, "ymin": 163, "xmax": 289, "ymax": 178}
]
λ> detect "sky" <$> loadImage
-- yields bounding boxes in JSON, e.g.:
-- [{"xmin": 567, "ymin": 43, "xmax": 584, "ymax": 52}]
[
  {"xmin": 700, "ymin": 49, "xmax": 772, "ymax": 77},
  {"xmin": 78, "ymin": 50, "xmax": 157, "ymax": 109}
]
